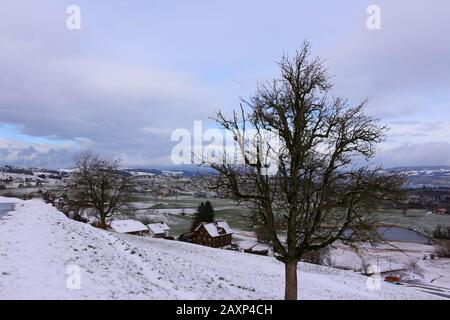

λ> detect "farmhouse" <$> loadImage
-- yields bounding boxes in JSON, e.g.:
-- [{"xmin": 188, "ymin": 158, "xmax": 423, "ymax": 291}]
[
  {"xmin": 147, "ymin": 222, "xmax": 170, "ymax": 238},
  {"xmin": 193, "ymin": 220, "xmax": 234, "ymax": 248},
  {"xmin": 110, "ymin": 219, "xmax": 149, "ymax": 236},
  {"xmin": 243, "ymin": 243, "xmax": 270, "ymax": 256},
  {"xmin": 434, "ymin": 208, "xmax": 448, "ymax": 215}
]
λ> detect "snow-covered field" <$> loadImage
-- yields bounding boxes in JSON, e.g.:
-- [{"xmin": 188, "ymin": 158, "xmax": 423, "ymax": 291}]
[{"xmin": 0, "ymin": 197, "xmax": 441, "ymax": 300}]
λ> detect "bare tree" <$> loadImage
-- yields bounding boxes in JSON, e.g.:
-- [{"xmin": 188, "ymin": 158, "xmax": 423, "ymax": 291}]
[
  {"xmin": 208, "ymin": 42, "xmax": 404, "ymax": 300},
  {"xmin": 402, "ymin": 260, "xmax": 425, "ymax": 280},
  {"xmin": 71, "ymin": 151, "xmax": 134, "ymax": 228}
]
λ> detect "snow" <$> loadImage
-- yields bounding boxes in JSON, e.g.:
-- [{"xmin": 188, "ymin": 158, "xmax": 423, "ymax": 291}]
[
  {"xmin": 252, "ymin": 244, "xmax": 270, "ymax": 252},
  {"xmin": 160, "ymin": 222, "xmax": 170, "ymax": 231},
  {"xmin": 329, "ymin": 241, "xmax": 450, "ymax": 290},
  {"xmin": 148, "ymin": 222, "xmax": 170, "ymax": 235},
  {"xmin": 0, "ymin": 198, "xmax": 178, "ymax": 299},
  {"xmin": 196, "ymin": 221, "xmax": 234, "ymax": 238},
  {"xmin": 216, "ymin": 220, "xmax": 234, "ymax": 235},
  {"xmin": 129, "ymin": 171, "xmax": 155, "ymax": 177},
  {"xmin": 153, "ymin": 208, "xmax": 196, "ymax": 215},
  {"xmin": 0, "ymin": 196, "xmax": 442, "ymax": 300},
  {"xmin": 198, "ymin": 223, "xmax": 220, "ymax": 237},
  {"xmin": 110, "ymin": 219, "xmax": 148, "ymax": 234}
]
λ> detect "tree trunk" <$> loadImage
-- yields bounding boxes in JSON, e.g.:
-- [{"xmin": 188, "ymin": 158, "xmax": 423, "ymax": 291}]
[
  {"xmin": 284, "ymin": 260, "xmax": 298, "ymax": 300},
  {"xmin": 99, "ymin": 212, "xmax": 107, "ymax": 229}
]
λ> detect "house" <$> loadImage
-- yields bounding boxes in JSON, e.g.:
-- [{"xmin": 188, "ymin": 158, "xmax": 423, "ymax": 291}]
[
  {"xmin": 147, "ymin": 222, "xmax": 170, "ymax": 238},
  {"xmin": 110, "ymin": 219, "xmax": 149, "ymax": 236},
  {"xmin": 434, "ymin": 208, "xmax": 448, "ymax": 215},
  {"xmin": 243, "ymin": 243, "xmax": 270, "ymax": 256},
  {"xmin": 192, "ymin": 220, "xmax": 234, "ymax": 248},
  {"xmin": 178, "ymin": 231, "xmax": 195, "ymax": 243}
]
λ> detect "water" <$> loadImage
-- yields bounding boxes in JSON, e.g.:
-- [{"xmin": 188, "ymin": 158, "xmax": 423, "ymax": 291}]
[
  {"xmin": 376, "ymin": 226, "xmax": 433, "ymax": 245},
  {"xmin": 342, "ymin": 225, "xmax": 434, "ymax": 245},
  {"xmin": 0, "ymin": 203, "xmax": 14, "ymax": 218}
]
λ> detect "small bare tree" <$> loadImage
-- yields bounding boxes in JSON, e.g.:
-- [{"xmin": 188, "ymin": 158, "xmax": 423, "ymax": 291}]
[
  {"xmin": 208, "ymin": 42, "xmax": 404, "ymax": 300},
  {"xmin": 71, "ymin": 151, "xmax": 134, "ymax": 228}
]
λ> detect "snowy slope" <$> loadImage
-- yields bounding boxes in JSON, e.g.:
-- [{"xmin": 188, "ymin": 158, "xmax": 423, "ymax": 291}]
[{"xmin": 0, "ymin": 197, "xmax": 440, "ymax": 300}]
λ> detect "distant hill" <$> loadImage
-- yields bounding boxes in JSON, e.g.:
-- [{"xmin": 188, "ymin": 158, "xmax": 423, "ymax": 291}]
[
  {"xmin": 125, "ymin": 166, "xmax": 215, "ymax": 177},
  {"xmin": 2, "ymin": 164, "xmax": 449, "ymax": 187},
  {"xmin": 389, "ymin": 166, "xmax": 450, "ymax": 188}
]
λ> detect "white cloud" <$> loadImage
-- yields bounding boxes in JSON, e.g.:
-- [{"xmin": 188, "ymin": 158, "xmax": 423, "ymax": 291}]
[
  {"xmin": 377, "ymin": 142, "xmax": 450, "ymax": 168},
  {"xmin": 0, "ymin": 137, "xmax": 74, "ymax": 168},
  {"xmin": 1, "ymin": 0, "xmax": 450, "ymax": 168},
  {"xmin": 0, "ymin": 1, "xmax": 218, "ymax": 167},
  {"xmin": 327, "ymin": 0, "xmax": 450, "ymax": 119}
]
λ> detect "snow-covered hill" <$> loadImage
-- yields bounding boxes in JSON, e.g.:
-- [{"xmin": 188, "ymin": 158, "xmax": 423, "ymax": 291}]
[{"xmin": 0, "ymin": 197, "xmax": 439, "ymax": 300}]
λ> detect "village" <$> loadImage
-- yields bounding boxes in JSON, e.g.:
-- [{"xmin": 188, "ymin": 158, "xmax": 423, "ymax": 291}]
[
  {"xmin": 108, "ymin": 218, "xmax": 235, "ymax": 250},
  {"xmin": 2, "ymin": 164, "xmax": 450, "ymax": 296},
  {"xmin": 2, "ymin": 0, "xmax": 450, "ymax": 308}
]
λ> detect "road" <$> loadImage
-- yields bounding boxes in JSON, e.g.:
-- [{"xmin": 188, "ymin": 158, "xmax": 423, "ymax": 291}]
[{"xmin": 397, "ymin": 282, "xmax": 450, "ymax": 299}]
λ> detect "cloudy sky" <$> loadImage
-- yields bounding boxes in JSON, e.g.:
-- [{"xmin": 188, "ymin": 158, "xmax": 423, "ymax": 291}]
[{"xmin": 0, "ymin": 0, "xmax": 449, "ymax": 168}]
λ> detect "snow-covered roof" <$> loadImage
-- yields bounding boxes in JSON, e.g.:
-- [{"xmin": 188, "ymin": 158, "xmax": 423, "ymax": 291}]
[
  {"xmin": 160, "ymin": 222, "xmax": 170, "ymax": 230},
  {"xmin": 216, "ymin": 220, "xmax": 234, "ymax": 235},
  {"xmin": 110, "ymin": 219, "xmax": 148, "ymax": 234},
  {"xmin": 195, "ymin": 221, "xmax": 234, "ymax": 238},
  {"xmin": 147, "ymin": 222, "xmax": 170, "ymax": 234},
  {"xmin": 202, "ymin": 223, "xmax": 220, "ymax": 237},
  {"xmin": 252, "ymin": 244, "xmax": 269, "ymax": 252}
]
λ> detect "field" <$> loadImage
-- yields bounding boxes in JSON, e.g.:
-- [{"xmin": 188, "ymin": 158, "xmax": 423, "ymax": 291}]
[
  {"xmin": 370, "ymin": 209, "xmax": 450, "ymax": 234},
  {"xmin": 3, "ymin": 184, "xmax": 450, "ymax": 237},
  {"xmin": 130, "ymin": 195, "xmax": 251, "ymax": 236},
  {"xmin": 130, "ymin": 195, "xmax": 450, "ymax": 237}
]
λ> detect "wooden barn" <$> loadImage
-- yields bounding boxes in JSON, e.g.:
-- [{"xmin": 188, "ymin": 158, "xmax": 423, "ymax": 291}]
[
  {"xmin": 193, "ymin": 220, "xmax": 234, "ymax": 248},
  {"xmin": 434, "ymin": 208, "xmax": 448, "ymax": 215}
]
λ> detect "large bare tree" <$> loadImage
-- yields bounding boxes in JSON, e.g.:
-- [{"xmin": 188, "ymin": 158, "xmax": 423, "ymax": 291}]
[
  {"xmin": 71, "ymin": 151, "xmax": 134, "ymax": 228},
  {"xmin": 209, "ymin": 42, "xmax": 404, "ymax": 300}
]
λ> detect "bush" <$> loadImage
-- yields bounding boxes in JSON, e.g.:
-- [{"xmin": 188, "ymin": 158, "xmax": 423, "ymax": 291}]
[
  {"xmin": 73, "ymin": 212, "xmax": 82, "ymax": 222},
  {"xmin": 254, "ymin": 224, "xmax": 271, "ymax": 243},
  {"xmin": 403, "ymin": 260, "xmax": 425, "ymax": 279},
  {"xmin": 433, "ymin": 225, "xmax": 450, "ymax": 240},
  {"xmin": 22, "ymin": 193, "xmax": 33, "ymax": 200},
  {"xmin": 434, "ymin": 240, "xmax": 450, "ymax": 258},
  {"xmin": 138, "ymin": 216, "xmax": 154, "ymax": 225},
  {"xmin": 2, "ymin": 191, "xmax": 15, "ymax": 198},
  {"xmin": 302, "ymin": 247, "xmax": 333, "ymax": 266}
]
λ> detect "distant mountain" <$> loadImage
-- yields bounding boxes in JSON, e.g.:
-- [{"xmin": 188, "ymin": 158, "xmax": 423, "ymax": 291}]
[
  {"xmin": 3, "ymin": 164, "xmax": 449, "ymax": 187},
  {"xmin": 389, "ymin": 166, "xmax": 450, "ymax": 188},
  {"xmin": 125, "ymin": 166, "xmax": 215, "ymax": 177}
]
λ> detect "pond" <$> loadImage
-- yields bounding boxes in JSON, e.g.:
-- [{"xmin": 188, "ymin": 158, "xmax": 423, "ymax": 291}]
[
  {"xmin": 342, "ymin": 225, "xmax": 434, "ymax": 245},
  {"xmin": 376, "ymin": 226, "xmax": 433, "ymax": 245},
  {"xmin": 0, "ymin": 203, "xmax": 14, "ymax": 218}
]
